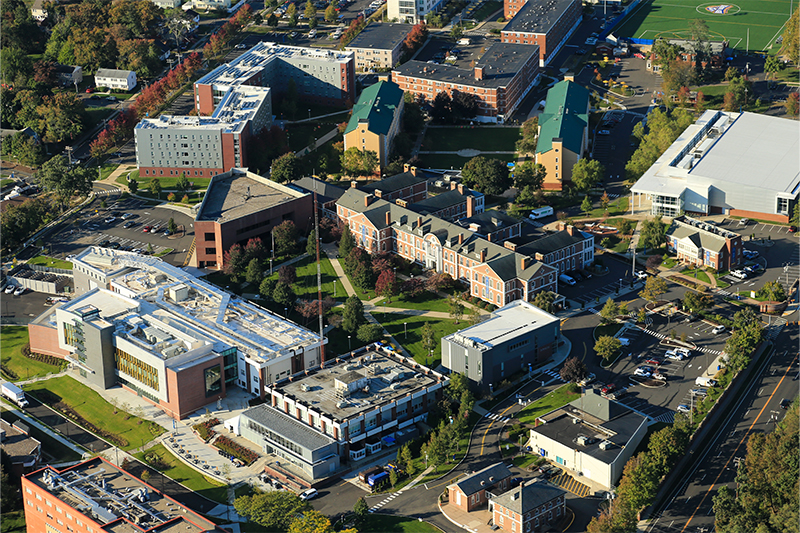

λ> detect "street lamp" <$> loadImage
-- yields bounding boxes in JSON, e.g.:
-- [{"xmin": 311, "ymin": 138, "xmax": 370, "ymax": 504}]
[
  {"xmin": 404, "ymin": 322, "xmax": 407, "ymax": 339},
  {"xmin": 333, "ymin": 279, "xmax": 337, "ymax": 297},
  {"xmin": 348, "ymin": 335, "xmax": 352, "ymax": 352}
]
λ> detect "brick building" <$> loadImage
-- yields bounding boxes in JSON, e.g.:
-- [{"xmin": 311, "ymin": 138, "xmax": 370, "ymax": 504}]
[
  {"xmin": 457, "ymin": 210, "xmax": 522, "ymax": 242},
  {"xmin": 501, "ymin": 0, "xmax": 583, "ymax": 66},
  {"xmin": 392, "ymin": 43, "xmax": 540, "ymax": 123},
  {"xmin": 336, "ymin": 187, "xmax": 558, "ymax": 307},
  {"xmin": 409, "ymin": 182, "xmax": 484, "ymax": 221},
  {"xmin": 666, "ymin": 215, "xmax": 742, "ymax": 271},
  {"xmin": 194, "ymin": 43, "xmax": 355, "ymax": 115},
  {"xmin": 193, "ymin": 169, "xmax": 313, "ymax": 269},
  {"xmin": 360, "ymin": 166, "xmax": 429, "ymax": 203},
  {"xmin": 490, "ymin": 481, "xmax": 567, "ymax": 532},
  {"xmin": 345, "ymin": 23, "xmax": 413, "ymax": 71},
  {"xmin": 343, "ymin": 81, "xmax": 405, "ymax": 169},
  {"xmin": 506, "ymin": 224, "xmax": 595, "ymax": 275},
  {"xmin": 22, "ymin": 458, "xmax": 222, "ymax": 533},
  {"xmin": 448, "ymin": 463, "xmax": 513, "ymax": 512},
  {"xmin": 1, "ymin": 420, "xmax": 41, "ymax": 478}
]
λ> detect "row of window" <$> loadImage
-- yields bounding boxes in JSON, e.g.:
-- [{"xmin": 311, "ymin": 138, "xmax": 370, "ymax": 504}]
[
  {"xmin": 142, "ymin": 169, "xmax": 216, "ymax": 176},
  {"xmin": 115, "ymin": 348, "xmax": 160, "ymax": 392}
]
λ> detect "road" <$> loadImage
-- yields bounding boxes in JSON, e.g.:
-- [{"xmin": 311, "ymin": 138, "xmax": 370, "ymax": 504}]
[{"xmin": 646, "ymin": 324, "xmax": 799, "ymax": 533}]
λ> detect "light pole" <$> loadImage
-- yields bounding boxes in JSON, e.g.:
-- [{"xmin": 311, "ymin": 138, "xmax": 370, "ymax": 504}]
[
  {"xmin": 348, "ymin": 335, "xmax": 352, "ymax": 352},
  {"xmin": 404, "ymin": 322, "xmax": 407, "ymax": 339},
  {"xmin": 333, "ymin": 279, "xmax": 337, "ymax": 297}
]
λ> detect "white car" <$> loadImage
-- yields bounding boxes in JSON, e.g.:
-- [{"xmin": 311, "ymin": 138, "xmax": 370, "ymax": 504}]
[
  {"xmin": 578, "ymin": 372, "xmax": 596, "ymax": 386},
  {"xmin": 634, "ymin": 270, "xmax": 648, "ymax": 280},
  {"xmin": 664, "ymin": 349, "xmax": 685, "ymax": 361},
  {"xmin": 13, "ymin": 286, "xmax": 25, "ymax": 296},
  {"xmin": 634, "ymin": 368, "xmax": 652, "ymax": 378},
  {"xmin": 676, "ymin": 404, "xmax": 691, "ymax": 413},
  {"xmin": 731, "ymin": 270, "xmax": 748, "ymax": 279},
  {"xmin": 299, "ymin": 488, "xmax": 318, "ymax": 501},
  {"xmin": 712, "ymin": 325, "xmax": 726, "ymax": 334},
  {"xmin": 4, "ymin": 285, "xmax": 15, "ymax": 294},
  {"xmin": 585, "ymin": 37, "xmax": 598, "ymax": 45}
]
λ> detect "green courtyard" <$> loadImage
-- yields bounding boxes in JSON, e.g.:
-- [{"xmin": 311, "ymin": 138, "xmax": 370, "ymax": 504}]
[
  {"xmin": 421, "ymin": 127, "xmax": 521, "ymax": 152},
  {"xmin": 0, "ymin": 326, "xmax": 65, "ymax": 382}
]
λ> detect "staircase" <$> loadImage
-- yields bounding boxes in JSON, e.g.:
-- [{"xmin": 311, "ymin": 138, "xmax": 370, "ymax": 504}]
[{"xmin": 183, "ymin": 237, "xmax": 196, "ymax": 267}]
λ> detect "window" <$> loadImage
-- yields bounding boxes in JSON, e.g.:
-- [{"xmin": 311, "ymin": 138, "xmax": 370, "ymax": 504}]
[
  {"xmin": 778, "ymin": 197, "xmax": 790, "ymax": 214},
  {"xmin": 204, "ymin": 365, "xmax": 222, "ymax": 397}
]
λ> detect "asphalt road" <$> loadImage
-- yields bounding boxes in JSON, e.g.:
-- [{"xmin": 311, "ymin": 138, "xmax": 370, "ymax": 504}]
[{"xmin": 646, "ymin": 324, "xmax": 799, "ymax": 533}]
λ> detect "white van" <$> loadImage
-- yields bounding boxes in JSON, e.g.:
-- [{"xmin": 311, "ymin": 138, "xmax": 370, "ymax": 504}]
[
  {"xmin": 299, "ymin": 488, "xmax": 318, "ymax": 500},
  {"xmin": 558, "ymin": 274, "xmax": 576, "ymax": 286},
  {"xmin": 458, "ymin": 38, "xmax": 470, "ymax": 45},
  {"xmin": 529, "ymin": 206, "xmax": 554, "ymax": 220}
]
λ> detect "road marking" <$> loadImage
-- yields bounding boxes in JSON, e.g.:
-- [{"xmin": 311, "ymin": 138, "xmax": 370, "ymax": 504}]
[{"xmin": 679, "ymin": 354, "xmax": 798, "ymax": 532}]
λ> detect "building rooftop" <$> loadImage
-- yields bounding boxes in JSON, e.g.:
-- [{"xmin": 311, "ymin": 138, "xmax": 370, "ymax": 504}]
[
  {"xmin": 393, "ymin": 43, "xmax": 539, "ymax": 89},
  {"xmin": 272, "ymin": 350, "xmax": 440, "ymax": 422},
  {"xmin": 514, "ymin": 228, "xmax": 590, "ymax": 256},
  {"xmin": 531, "ymin": 389, "xmax": 647, "ymax": 465},
  {"xmin": 195, "ymin": 169, "xmax": 309, "ymax": 223},
  {"xmin": 503, "ymin": 0, "xmax": 578, "ymax": 34},
  {"xmin": 345, "ymin": 22, "xmax": 412, "ymax": 51},
  {"xmin": 444, "ymin": 300, "xmax": 559, "ymax": 352},
  {"xmin": 361, "ymin": 170, "xmax": 428, "ymax": 194},
  {"xmin": 68, "ymin": 247, "xmax": 322, "ymax": 367},
  {"xmin": 136, "ymin": 87, "xmax": 270, "ymax": 135},
  {"xmin": 492, "ymin": 481, "xmax": 566, "ymax": 514},
  {"xmin": 450, "ymin": 462, "xmax": 512, "ymax": 496},
  {"xmin": 95, "ymin": 69, "xmax": 134, "ymax": 79},
  {"xmin": 667, "ymin": 216, "xmax": 737, "ymax": 252},
  {"xmin": 345, "ymin": 81, "xmax": 404, "ymax": 136},
  {"xmin": 632, "ymin": 110, "xmax": 800, "ymax": 198},
  {"xmin": 1, "ymin": 419, "xmax": 40, "ymax": 464},
  {"xmin": 459, "ymin": 210, "xmax": 520, "ymax": 234},
  {"xmin": 409, "ymin": 190, "xmax": 469, "ymax": 213},
  {"xmin": 242, "ymin": 404, "xmax": 336, "ymax": 452},
  {"xmin": 195, "ymin": 42, "xmax": 353, "ymax": 89},
  {"xmin": 25, "ymin": 458, "xmax": 219, "ymax": 533},
  {"xmin": 536, "ymin": 80, "xmax": 589, "ymax": 155},
  {"xmin": 290, "ymin": 177, "xmax": 347, "ymax": 205}
]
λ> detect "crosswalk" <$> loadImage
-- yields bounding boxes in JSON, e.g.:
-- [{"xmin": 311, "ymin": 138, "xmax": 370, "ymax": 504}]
[
  {"xmin": 634, "ymin": 325, "xmax": 724, "ymax": 355},
  {"xmin": 543, "ymin": 369, "xmax": 565, "ymax": 382},
  {"xmin": 93, "ymin": 188, "xmax": 123, "ymax": 196},
  {"xmin": 484, "ymin": 412, "xmax": 512, "ymax": 423},
  {"xmin": 586, "ymin": 307, "xmax": 598, "ymax": 315},
  {"xmin": 606, "ymin": 193, "xmax": 622, "ymax": 199},
  {"xmin": 652, "ymin": 411, "xmax": 676, "ymax": 424},
  {"xmin": 369, "ymin": 491, "xmax": 402, "ymax": 512}
]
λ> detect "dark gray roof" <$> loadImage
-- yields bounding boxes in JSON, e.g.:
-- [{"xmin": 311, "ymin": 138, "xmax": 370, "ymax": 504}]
[
  {"xmin": 503, "ymin": 0, "xmax": 578, "ymax": 35},
  {"xmin": 337, "ymin": 188, "xmax": 551, "ymax": 281},
  {"xmin": 409, "ymin": 190, "xmax": 467, "ymax": 213},
  {"xmin": 392, "ymin": 43, "xmax": 539, "ymax": 90},
  {"xmin": 492, "ymin": 482, "xmax": 566, "ymax": 514},
  {"xmin": 95, "ymin": 68, "xmax": 134, "ymax": 79},
  {"xmin": 242, "ymin": 404, "xmax": 335, "ymax": 452},
  {"xmin": 291, "ymin": 177, "xmax": 347, "ymax": 205},
  {"xmin": 345, "ymin": 23, "xmax": 413, "ymax": 51},
  {"xmin": 453, "ymin": 462, "xmax": 513, "ymax": 495},
  {"xmin": 361, "ymin": 171, "xmax": 428, "ymax": 194},
  {"xmin": 460, "ymin": 210, "xmax": 521, "ymax": 234},
  {"xmin": 515, "ymin": 229, "xmax": 590, "ymax": 256}
]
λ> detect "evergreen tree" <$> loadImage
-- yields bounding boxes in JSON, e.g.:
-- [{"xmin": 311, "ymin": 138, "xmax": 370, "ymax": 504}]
[
  {"xmin": 342, "ymin": 295, "xmax": 365, "ymax": 333},
  {"xmin": 339, "ymin": 224, "xmax": 355, "ymax": 258},
  {"xmin": 246, "ymin": 258, "xmax": 262, "ymax": 285},
  {"xmin": 306, "ymin": 229, "xmax": 317, "ymax": 257}
]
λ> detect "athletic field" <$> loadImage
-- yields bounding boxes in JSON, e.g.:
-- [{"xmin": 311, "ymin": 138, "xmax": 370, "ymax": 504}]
[{"xmin": 613, "ymin": 0, "xmax": 793, "ymax": 52}]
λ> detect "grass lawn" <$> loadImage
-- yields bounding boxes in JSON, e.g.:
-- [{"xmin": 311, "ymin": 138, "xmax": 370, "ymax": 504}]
[
  {"xmin": 285, "ymin": 121, "xmax": 344, "ymax": 152},
  {"xmin": 84, "ymin": 107, "xmax": 115, "ymax": 129},
  {"xmin": 714, "ymin": 271, "xmax": 731, "ymax": 288},
  {"xmin": 518, "ymin": 383, "xmax": 580, "ymax": 425},
  {"xmin": 0, "ymin": 410, "xmax": 83, "ymax": 462},
  {"xmin": 416, "ymin": 153, "xmax": 516, "ymax": 170},
  {"xmin": 114, "ymin": 168, "xmax": 140, "ymax": 187},
  {"xmin": 512, "ymin": 454, "xmax": 545, "ymax": 469},
  {"xmin": 372, "ymin": 312, "xmax": 464, "ymax": 367},
  {"xmin": 0, "ymin": 178, "xmax": 15, "ymax": 188},
  {"xmin": 381, "ymin": 291, "xmax": 452, "ymax": 313},
  {"xmin": 586, "ymin": 196, "xmax": 629, "ymax": 218},
  {"xmin": 421, "ymin": 127, "xmax": 521, "ymax": 152},
  {"xmin": 662, "ymin": 257, "xmax": 678, "ymax": 269},
  {"xmin": 0, "ymin": 510, "xmax": 25, "ymax": 533},
  {"xmin": 594, "ymin": 322, "xmax": 624, "ymax": 340},
  {"xmin": 100, "ymin": 163, "xmax": 120, "ymax": 181},
  {"xmin": 128, "ymin": 175, "xmax": 212, "ymax": 191},
  {"xmin": 359, "ymin": 514, "xmax": 440, "ymax": 533},
  {"xmin": 0, "ymin": 326, "xmax": 65, "ymax": 382},
  {"xmin": 27, "ymin": 255, "xmax": 73, "ymax": 269},
  {"xmin": 264, "ymin": 255, "xmax": 339, "ymax": 301},
  {"xmin": 134, "ymin": 443, "xmax": 228, "ymax": 504},
  {"xmin": 23, "ymin": 376, "xmax": 164, "ymax": 451},
  {"xmin": 468, "ymin": 0, "xmax": 502, "ymax": 20},
  {"xmin": 154, "ymin": 248, "xmax": 175, "ymax": 258}
]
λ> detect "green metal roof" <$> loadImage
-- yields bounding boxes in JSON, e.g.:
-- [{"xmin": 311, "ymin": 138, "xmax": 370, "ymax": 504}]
[
  {"xmin": 344, "ymin": 81, "xmax": 404, "ymax": 136},
  {"xmin": 536, "ymin": 80, "xmax": 590, "ymax": 155}
]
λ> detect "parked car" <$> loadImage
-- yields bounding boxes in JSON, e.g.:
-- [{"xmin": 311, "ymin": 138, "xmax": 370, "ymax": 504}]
[
  {"xmin": 558, "ymin": 274, "xmax": 576, "ymax": 286},
  {"xmin": 731, "ymin": 270, "xmax": 748, "ymax": 279},
  {"xmin": 634, "ymin": 270, "xmax": 648, "ymax": 280},
  {"xmin": 123, "ymin": 221, "xmax": 137, "ymax": 228},
  {"xmin": 634, "ymin": 367, "xmax": 652, "ymax": 378},
  {"xmin": 738, "ymin": 218, "xmax": 749, "ymax": 226},
  {"xmin": 235, "ymin": 43, "xmax": 247, "ymax": 49},
  {"xmin": 676, "ymin": 404, "xmax": 691, "ymax": 413},
  {"xmin": 99, "ymin": 240, "xmax": 111, "ymax": 248},
  {"xmin": 597, "ymin": 129, "xmax": 610, "ymax": 135},
  {"xmin": 712, "ymin": 325, "xmax": 726, "ymax": 334},
  {"xmin": 690, "ymin": 388, "xmax": 708, "ymax": 396},
  {"xmin": 664, "ymin": 349, "xmax": 685, "ymax": 361},
  {"xmin": 4, "ymin": 285, "xmax": 16, "ymax": 294},
  {"xmin": 780, "ymin": 398, "xmax": 791, "ymax": 409},
  {"xmin": 13, "ymin": 286, "xmax": 26, "ymax": 296},
  {"xmin": 578, "ymin": 372, "xmax": 596, "ymax": 386},
  {"xmin": 578, "ymin": 268, "xmax": 592, "ymax": 279},
  {"xmin": 644, "ymin": 359, "xmax": 663, "ymax": 366},
  {"xmin": 600, "ymin": 383, "xmax": 616, "ymax": 395},
  {"xmin": 142, "ymin": 225, "xmax": 153, "ymax": 232},
  {"xmin": 299, "ymin": 488, "xmax": 318, "ymax": 501},
  {"xmin": 104, "ymin": 216, "xmax": 116, "ymax": 224}
]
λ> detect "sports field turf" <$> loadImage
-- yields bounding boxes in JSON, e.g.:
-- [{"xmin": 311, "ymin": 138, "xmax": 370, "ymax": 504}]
[{"xmin": 613, "ymin": 0, "xmax": 793, "ymax": 52}]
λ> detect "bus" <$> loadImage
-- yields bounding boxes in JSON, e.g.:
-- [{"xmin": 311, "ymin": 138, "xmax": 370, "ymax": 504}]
[{"xmin": 529, "ymin": 206, "xmax": 554, "ymax": 220}]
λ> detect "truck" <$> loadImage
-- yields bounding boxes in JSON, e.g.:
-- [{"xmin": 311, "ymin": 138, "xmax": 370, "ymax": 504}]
[
  {"xmin": 359, "ymin": 466, "xmax": 383, "ymax": 484},
  {"xmin": 695, "ymin": 376, "xmax": 717, "ymax": 387},
  {"xmin": 1, "ymin": 381, "xmax": 29, "ymax": 407},
  {"xmin": 367, "ymin": 470, "xmax": 389, "ymax": 487}
]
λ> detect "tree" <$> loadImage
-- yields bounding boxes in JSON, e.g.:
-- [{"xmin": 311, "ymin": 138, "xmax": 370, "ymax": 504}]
[
  {"xmin": 581, "ymin": 195, "xmax": 593, "ymax": 216},
  {"xmin": 128, "ymin": 178, "xmax": 138, "ymax": 194},
  {"xmin": 571, "ymin": 158, "xmax": 604, "ymax": 191},
  {"xmin": 421, "ymin": 322, "xmax": 436, "ymax": 361},
  {"xmin": 272, "ymin": 282, "xmax": 296, "ymax": 307},
  {"xmin": 324, "ymin": 4, "xmax": 336, "ymax": 22},
  {"xmin": 764, "ymin": 56, "xmax": 782, "ymax": 80},
  {"xmin": 235, "ymin": 491, "xmax": 309, "ymax": 531},
  {"xmin": 451, "ymin": 91, "xmax": 477, "ymax": 120},
  {"xmin": 683, "ymin": 290, "xmax": 713, "ymax": 312},
  {"xmin": 246, "ymin": 258, "xmax": 262, "ymax": 285},
  {"xmin": 375, "ymin": 270, "xmax": 398, "ymax": 299},
  {"xmin": 756, "ymin": 280, "xmax": 786, "ymax": 302},
  {"xmin": 278, "ymin": 265, "xmax": 296, "ymax": 285},
  {"xmin": 271, "ymin": 152, "xmax": 302, "ymax": 183},
  {"xmin": 533, "ymin": 291, "xmax": 555, "ymax": 313},
  {"xmin": 401, "ymin": 277, "xmax": 425, "ymax": 298},
  {"xmin": 286, "ymin": 2, "xmax": 298, "ymax": 26},
  {"xmin": 431, "ymin": 91, "xmax": 452, "ymax": 123},
  {"xmin": 640, "ymin": 216, "xmax": 666, "ymax": 251},
  {"xmin": 516, "ymin": 117, "xmax": 538, "ymax": 154},
  {"xmin": 785, "ymin": 92, "xmax": 800, "ymax": 116},
  {"xmin": 791, "ymin": 202, "xmax": 800, "ymax": 227},
  {"xmin": 599, "ymin": 298, "xmax": 619, "ymax": 324},
  {"xmin": 306, "ymin": 229, "xmax": 318, "ymax": 257},
  {"xmin": 461, "ymin": 156, "xmax": 512, "ymax": 195},
  {"xmin": 339, "ymin": 224, "xmax": 355, "ymax": 258},
  {"xmin": 600, "ymin": 191, "xmax": 610, "ymax": 211},
  {"xmin": 167, "ymin": 218, "xmax": 177, "ymax": 234},
  {"xmin": 513, "ymin": 161, "xmax": 546, "ymax": 190},
  {"xmin": 403, "ymin": 22, "xmax": 428, "ymax": 53},
  {"xmin": 304, "ymin": 0, "xmax": 316, "ymax": 21},
  {"xmin": 448, "ymin": 297, "xmax": 465, "ymax": 323},
  {"xmin": 779, "ymin": 6, "xmax": 799, "ymax": 66},
  {"xmin": 594, "ymin": 335, "xmax": 621, "ymax": 361},
  {"xmin": 37, "ymin": 156, "xmax": 93, "ymax": 205},
  {"xmin": 0, "ymin": 46, "xmax": 32, "ymax": 86},
  {"xmin": 341, "ymin": 147, "xmax": 378, "ymax": 176},
  {"xmin": 149, "ymin": 178, "xmax": 162, "ymax": 199},
  {"xmin": 560, "ymin": 356, "xmax": 587, "ymax": 383},
  {"xmin": 260, "ymin": 277, "xmax": 277, "ymax": 300},
  {"xmin": 273, "ymin": 220, "xmax": 299, "ymax": 256},
  {"xmin": 639, "ymin": 275, "xmax": 668, "ymax": 302},
  {"xmin": 450, "ymin": 22, "xmax": 463, "ymax": 40},
  {"xmin": 399, "ymin": 444, "xmax": 415, "ymax": 475},
  {"xmin": 353, "ymin": 497, "xmax": 369, "ymax": 524},
  {"xmin": 637, "ymin": 307, "xmax": 647, "ymax": 324},
  {"xmin": 357, "ymin": 323, "xmax": 383, "ymax": 343},
  {"xmin": 342, "ymin": 295, "xmax": 365, "ymax": 333}
]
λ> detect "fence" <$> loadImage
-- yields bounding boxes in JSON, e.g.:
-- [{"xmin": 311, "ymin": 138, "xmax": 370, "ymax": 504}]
[
  {"xmin": 27, "ymin": 264, "xmax": 73, "ymax": 276},
  {"xmin": 598, "ymin": 0, "xmax": 646, "ymax": 41}
]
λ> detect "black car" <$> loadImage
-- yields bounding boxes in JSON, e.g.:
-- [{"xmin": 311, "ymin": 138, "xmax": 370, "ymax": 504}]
[
  {"xmin": 510, "ymin": 477, "xmax": 524, "ymax": 488},
  {"xmin": 780, "ymin": 398, "xmax": 791, "ymax": 409},
  {"xmin": 99, "ymin": 240, "xmax": 111, "ymax": 248}
]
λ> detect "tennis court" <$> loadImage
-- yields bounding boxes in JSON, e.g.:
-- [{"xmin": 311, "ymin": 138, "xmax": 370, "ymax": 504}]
[{"xmin": 613, "ymin": 0, "xmax": 793, "ymax": 52}]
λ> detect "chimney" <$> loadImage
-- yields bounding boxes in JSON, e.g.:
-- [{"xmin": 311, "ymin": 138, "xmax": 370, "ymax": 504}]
[
  {"xmin": 466, "ymin": 196, "xmax": 475, "ymax": 218},
  {"xmin": 504, "ymin": 241, "xmax": 517, "ymax": 251},
  {"xmin": 535, "ymin": 252, "xmax": 544, "ymax": 261},
  {"xmin": 410, "ymin": 166, "xmax": 418, "ymax": 177},
  {"xmin": 480, "ymin": 249, "xmax": 486, "ymax": 262},
  {"xmin": 521, "ymin": 256, "xmax": 530, "ymax": 270},
  {"xmin": 566, "ymin": 225, "xmax": 576, "ymax": 236},
  {"xmin": 458, "ymin": 184, "xmax": 464, "ymax": 194},
  {"xmin": 458, "ymin": 233, "xmax": 464, "ymax": 245},
  {"xmin": 416, "ymin": 216, "xmax": 423, "ymax": 228},
  {"xmin": 375, "ymin": 189, "xmax": 383, "ymax": 198},
  {"xmin": 403, "ymin": 163, "xmax": 410, "ymax": 173},
  {"xmin": 385, "ymin": 211, "xmax": 391, "ymax": 226},
  {"xmin": 364, "ymin": 194, "xmax": 373, "ymax": 207},
  {"xmin": 450, "ymin": 181, "xmax": 457, "ymax": 191},
  {"xmin": 487, "ymin": 234, "xmax": 493, "ymax": 242},
  {"xmin": 558, "ymin": 222, "xmax": 567, "ymax": 231},
  {"xmin": 350, "ymin": 180, "xmax": 358, "ymax": 189},
  {"xmin": 474, "ymin": 66, "xmax": 484, "ymax": 80}
]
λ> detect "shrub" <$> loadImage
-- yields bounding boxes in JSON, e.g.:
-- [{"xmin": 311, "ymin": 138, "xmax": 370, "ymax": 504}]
[
  {"xmin": 214, "ymin": 435, "xmax": 259, "ymax": 465},
  {"xmin": 192, "ymin": 418, "xmax": 220, "ymax": 442}
]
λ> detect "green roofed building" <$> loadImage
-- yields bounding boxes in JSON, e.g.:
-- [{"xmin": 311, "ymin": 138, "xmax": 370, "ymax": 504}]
[
  {"xmin": 344, "ymin": 80, "xmax": 405, "ymax": 169},
  {"xmin": 535, "ymin": 80, "xmax": 590, "ymax": 191}
]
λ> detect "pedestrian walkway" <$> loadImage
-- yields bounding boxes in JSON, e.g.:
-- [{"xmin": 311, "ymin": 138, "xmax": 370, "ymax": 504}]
[
  {"xmin": 483, "ymin": 412, "xmax": 512, "ymax": 423},
  {"xmin": 551, "ymin": 472, "xmax": 592, "ymax": 498},
  {"xmin": 542, "ymin": 369, "xmax": 565, "ymax": 383},
  {"xmin": 295, "ymin": 126, "xmax": 339, "ymax": 157}
]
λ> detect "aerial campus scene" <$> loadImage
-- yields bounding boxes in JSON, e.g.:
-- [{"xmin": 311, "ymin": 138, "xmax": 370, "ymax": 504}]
[{"xmin": 0, "ymin": 0, "xmax": 798, "ymax": 530}]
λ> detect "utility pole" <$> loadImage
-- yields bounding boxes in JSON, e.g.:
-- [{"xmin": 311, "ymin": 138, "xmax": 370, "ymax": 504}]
[{"xmin": 313, "ymin": 175, "xmax": 325, "ymax": 367}]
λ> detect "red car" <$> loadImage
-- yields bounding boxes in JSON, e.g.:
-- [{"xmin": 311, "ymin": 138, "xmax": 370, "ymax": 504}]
[
  {"xmin": 601, "ymin": 383, "xmax": 616, "ymax": 395},
  {"xmin": 644, "ymin": 359, "xmax": 663, "ymax": 366},
  {"xmin": 142, "ymin": 225, "xmax": 153, "ymax": 232}
]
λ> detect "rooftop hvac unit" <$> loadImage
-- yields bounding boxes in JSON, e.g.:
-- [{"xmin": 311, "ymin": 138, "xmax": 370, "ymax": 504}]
[
  {"xmin": 301, "ymin": 384, "xmax": 310, "ymax": 392},
  {"xmin": 599, "ymin": 441, "xmax": 612, "ymax": 450},
  {"xmin": 576, "ymin": 435, "xmax": 590, "ymax": 446},
  {"xmin": 572, "ymin": 418, "xmax": 581, "ymax": 424}
]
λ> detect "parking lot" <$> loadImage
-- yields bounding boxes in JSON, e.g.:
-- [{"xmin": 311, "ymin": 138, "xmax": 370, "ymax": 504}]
[{"xmin": 557, "ymin": 255, "xmax": 644, "ymax": 306}]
